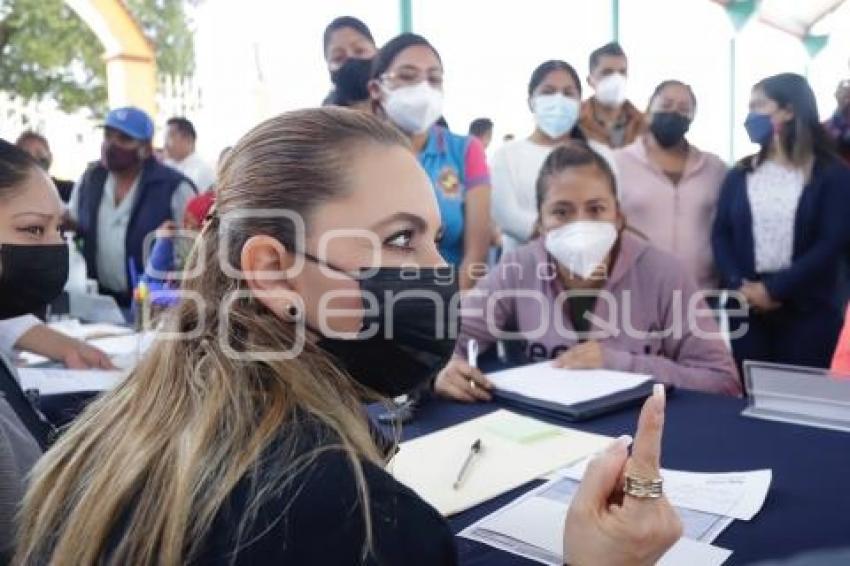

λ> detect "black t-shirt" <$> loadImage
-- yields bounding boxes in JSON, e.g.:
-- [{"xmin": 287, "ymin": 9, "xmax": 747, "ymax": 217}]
[
  {"xmin": 567, "ymin": 294, "xmax": 598, "ymax": 336},
  {"xmin": 190, "ymin": 422, "xmax": 457, "ymax": 565},
  {"xmin": 52, "ymin": 177, "xmax": 74, "ymax": 203}
]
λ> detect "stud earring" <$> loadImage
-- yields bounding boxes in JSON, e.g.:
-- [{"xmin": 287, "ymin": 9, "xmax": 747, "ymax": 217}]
[{"xmin": 284, "ymin": 303, "xmax": 302, "ymax": 322}]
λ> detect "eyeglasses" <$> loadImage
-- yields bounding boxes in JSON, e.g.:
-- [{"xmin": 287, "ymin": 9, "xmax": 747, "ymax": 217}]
[{"xmin": 382, "ymin": 69, "xmax": 444, "ymax": 89}]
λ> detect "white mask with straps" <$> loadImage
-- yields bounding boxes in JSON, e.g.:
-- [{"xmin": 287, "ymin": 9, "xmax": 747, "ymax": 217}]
[
  {"xmin": 594, "ymin": 73, "xmax": 628, "ymax": 107},
  {"xmin": 544, "ymin": 221, "xmax": 618, "ymax": 280},
  {"xmin": 382, "ymin": 81, "xmax": 444, "ymax": 135}
]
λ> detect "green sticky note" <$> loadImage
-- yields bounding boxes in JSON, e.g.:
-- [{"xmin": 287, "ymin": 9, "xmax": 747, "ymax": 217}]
[{"xmin": 486, "ymin": 413, "xmax": 562, "ymax": 444}]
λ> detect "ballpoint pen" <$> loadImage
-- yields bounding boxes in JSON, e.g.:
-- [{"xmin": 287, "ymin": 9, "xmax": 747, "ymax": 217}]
[
  {"xmin": 467, "ymin": 339, "xmax": 479, "ymax": 369},
  {"xmin": 453, "ymin": 438, "xmax": 483, "ymax": 490},
  {"xmin": 467, "ymin": 339, "xmax": 479, "ymax": 390}
]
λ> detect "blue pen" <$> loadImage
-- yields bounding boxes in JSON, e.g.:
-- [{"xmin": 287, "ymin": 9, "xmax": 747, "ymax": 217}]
[
  {"xmin": 128, "ymin": 258, "xmax": 140, "ymax": 326},
  {"xmin": 128, "ymin": 258, "xmax": 139, "ymax": 290}
]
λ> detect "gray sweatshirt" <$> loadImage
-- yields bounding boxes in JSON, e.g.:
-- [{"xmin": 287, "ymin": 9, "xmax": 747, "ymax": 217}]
[{"xmin": 0, "ymin": 356, "xmax": 42, "ymax": 560}]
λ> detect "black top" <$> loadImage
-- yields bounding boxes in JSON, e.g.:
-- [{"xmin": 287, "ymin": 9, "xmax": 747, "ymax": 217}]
[
  {"xmin": 52, "ymin": 177, "xmax": 74, "ymax": 203},
  {"xmin": 185, "ymin": 419, "xmax": 457, "ymax": 565},
  {"xmin": 567, "ymin": 294, "xmax": 597, "ymax": 336}
]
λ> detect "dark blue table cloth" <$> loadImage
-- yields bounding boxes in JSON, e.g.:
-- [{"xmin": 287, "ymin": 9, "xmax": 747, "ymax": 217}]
[{"xmin": 382, "ymin": 390, "xmax": 850, "ymax": 565}]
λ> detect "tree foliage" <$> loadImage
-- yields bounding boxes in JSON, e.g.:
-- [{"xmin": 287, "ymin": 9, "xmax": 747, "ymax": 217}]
[{"xmin": 0, "ymin": 0, "xmax": 194, "ymax": 114}]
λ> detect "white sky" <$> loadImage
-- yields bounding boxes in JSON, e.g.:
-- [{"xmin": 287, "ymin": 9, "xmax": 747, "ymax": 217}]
[{"xmin": 190, "ymin": 0, "xmax": 850, "ymax": 166}]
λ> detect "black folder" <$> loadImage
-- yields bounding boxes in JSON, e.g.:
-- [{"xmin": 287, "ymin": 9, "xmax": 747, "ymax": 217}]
[{"xmin": 492, "ymin": 380, "xmax": 664, "ymax": 422}]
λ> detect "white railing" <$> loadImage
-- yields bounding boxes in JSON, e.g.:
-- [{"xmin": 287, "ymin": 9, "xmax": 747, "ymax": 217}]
[{"xmin": 0, "ymin": 74, "xmax": 205, "ymax": 180}]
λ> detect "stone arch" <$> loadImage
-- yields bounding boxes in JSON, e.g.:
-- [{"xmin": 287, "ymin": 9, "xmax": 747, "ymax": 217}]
[{"xmin": 65, "ymin": 0, "xmax": 157, "ymax": 115}]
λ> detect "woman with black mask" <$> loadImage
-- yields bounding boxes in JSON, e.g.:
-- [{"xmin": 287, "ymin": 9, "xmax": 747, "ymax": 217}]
[
  {"xmin": 15, "ymin": 109, "xmax": 682, "ymax": 566},
  {"xmin": 322, "ymin": 16, "xmax": 377, "ymax": 106},
  {"xmin": 713, "ymin": 73, "xmax": 850, "ymax": 370},
  {"xmin": 330, "ymin": 56, "xmax": 374, "ymax": 111},
  {"xmin": 0, "ymin": 140, "xmax": 67, "ymax": 559},
  {"xmin": 615, "ymin": 80, "xmax": 728, "ymax": 291}
]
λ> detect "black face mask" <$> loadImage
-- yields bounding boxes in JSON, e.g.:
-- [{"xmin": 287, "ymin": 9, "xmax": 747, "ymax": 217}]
[
  {"xmin": 101, "ymin": 142, "xmax": 143, "ymax": 173},
  {"xmin": 0, "ymin": 244, "xmax": 69, "ymax": 319},
  {"xmin": 302, "ymin": 254, "xmax": 459, "ymax": 398},
  {"xmin": 330, "ymin": 57, "xmax": 373, "ymax": 107},
  {"xmin": 650, "ymin": 112, "xmax": 691, "ymax": 148}
]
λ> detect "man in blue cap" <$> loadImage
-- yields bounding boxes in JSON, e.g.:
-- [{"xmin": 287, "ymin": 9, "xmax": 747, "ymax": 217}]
[{"xmin": 67, "ymin": 106, "xmax": 196, "ymax": 306}]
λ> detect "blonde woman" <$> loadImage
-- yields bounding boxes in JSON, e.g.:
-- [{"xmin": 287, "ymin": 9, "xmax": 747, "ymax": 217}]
[{"xmin": 15, "ymin": 109, "xmax": 680, "ymax": 565}]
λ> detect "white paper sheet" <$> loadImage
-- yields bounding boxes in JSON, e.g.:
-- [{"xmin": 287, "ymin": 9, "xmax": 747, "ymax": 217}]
[
  {"xmin": 17, "ymin": 368, "xmax": 126, "ymax": 395},
  {"xmin": 18, "ymin": 330, "xmax": 153, "ymax": 370},
  {"xmin": 487, "ymin": 361, "xmax": 651, "ymax": 407},
  {"xmin": 87, "ymin": 332, "xmax": 155, "ymax": 356},
  {"xmin": 48, "ymin": 320, "xmax": 133, "ymax": 341},
  {"xmin": 17, "ymin": 351, "xmax": 49, "ymax": 367},
  {"xmin": 659, "ymin": 469, "xmax": 772, "ymax": 521},
  {"xmin": 560, "ymin": 460, "xmax": 772, "ymax": 521},
  {"xmin": 660, "ymin": 538, "xmax": 732, "ymax": 566},
  {"xmin": 388, "ymin": 410, "xmax": 612, "ymax": 516},
  {"xmin": 461, "ymin": 475, "xmax": 732, "ymax": 566},
  {"xmin": 677, "ymin": 507, "xmax": 735, "ymax": 543},
  {"xmin": 532, "ymin": 476, "xmax": 730, "ymax": 543}
]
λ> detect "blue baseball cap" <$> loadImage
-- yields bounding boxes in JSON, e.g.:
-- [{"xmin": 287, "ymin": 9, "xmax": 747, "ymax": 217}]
[{"xmin": 103, "ymin": 106, "xmax": 154, "ymax": 141}]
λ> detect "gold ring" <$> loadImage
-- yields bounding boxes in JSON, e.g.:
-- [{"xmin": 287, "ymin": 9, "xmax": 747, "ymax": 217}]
[
  {"xmin": 624, "ymin": 475, "xmax": 663, "ymax": 499},
  {"xmin": 469, "ymin": 379, "xmax": 477, "ymax": 390}
]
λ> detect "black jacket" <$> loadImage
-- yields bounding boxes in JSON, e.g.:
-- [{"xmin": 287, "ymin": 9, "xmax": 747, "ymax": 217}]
[
  {"xmin": 192, "ymin": 419, "xmax": 456, "ymax": 565},
  {"xmin": 104, "ymin": 417, "xmax": 456, "ymax": 565}
]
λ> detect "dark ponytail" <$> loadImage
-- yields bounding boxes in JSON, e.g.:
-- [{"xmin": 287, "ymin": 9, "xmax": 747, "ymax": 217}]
[
  {"xmin": 536, "ymin": 141, "xmax": 617, "ymax": 210},
  {"xmin": 527, "ymin": 60, "xmax": 586, "ymax": 142},
  {"xmin": 370, "ymin": 33, "xmax": 441, "ymax": 82}
]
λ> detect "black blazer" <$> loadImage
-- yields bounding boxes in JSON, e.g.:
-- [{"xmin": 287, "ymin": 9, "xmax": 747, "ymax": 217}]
[
  {"xmin": 103, "ymin": 417, "xmax": 457, "ymax": 565},
  {"xmin": 712, "ymin": 158, "xmax": 850, "ymax": 310}
]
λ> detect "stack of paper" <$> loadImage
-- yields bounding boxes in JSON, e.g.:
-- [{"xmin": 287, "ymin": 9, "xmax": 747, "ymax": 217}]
[
  {"xmin": 18, "ymin": 331, "xmax": 155, "ymax": 371},
  {"xmin": 462, "ymin": 461, "xmax": 772, "ymax": 566},
  {"xmin": 461, "ymin": 475, "xmax": 734, "ymax": 566},
  {"xmin": 560, "ymin": 459, "xmax": 772, "ymax": 521},
  {"xmin": 17, "ymin": 368, "xmax": 127, "ymax": 395},
  {"xmin": 87, "ymin": 332, "xmax": 157, "ymax": 370},
  {"xmin": 388, "ymin": 410, "xmax": 612, "ymax": 516},
  {"xmin": 48, "ymin": 320, "xmax": 133, "ymax": 341},
  {"xmin": 488, "ymin": 362, "xmax": 652, "ymax": 406}
]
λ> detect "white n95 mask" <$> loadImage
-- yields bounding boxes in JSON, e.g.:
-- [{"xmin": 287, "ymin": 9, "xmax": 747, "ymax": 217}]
[
  {"xmin": 382, "ymin": 81, "xmax": 444, "ymax": 135},
  {"xmin": 533, "ymin": 94, "xmax": 580, "ymax": 139},
  {"xmin": 544, "ymin": 221, "xmax": 618, "ymax": 280},
  {"xmin": 594, "ymin": 73, "xmax": 628, "ymax": 107}
]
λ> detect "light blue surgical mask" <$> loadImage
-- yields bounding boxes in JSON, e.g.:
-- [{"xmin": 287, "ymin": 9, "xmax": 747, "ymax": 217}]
[{"xmin": 533, "ymin": 94, "xmax": 580, "ymax": 139}]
